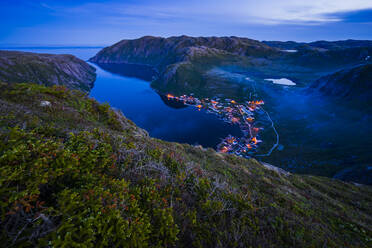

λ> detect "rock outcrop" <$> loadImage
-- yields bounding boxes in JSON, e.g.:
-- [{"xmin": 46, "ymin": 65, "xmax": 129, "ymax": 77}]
[{"xmin": 0, "ymin": 50, "xmax": 96, "ymax": 91}]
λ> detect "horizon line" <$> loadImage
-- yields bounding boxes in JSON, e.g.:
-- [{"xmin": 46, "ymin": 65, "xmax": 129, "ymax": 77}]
[{"xmin": 1, "ymin": 36, "xmax": 371, "ymax": 48}]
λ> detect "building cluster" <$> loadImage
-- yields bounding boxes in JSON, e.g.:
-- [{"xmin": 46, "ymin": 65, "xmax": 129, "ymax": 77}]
[{"xmin": 166, "ymin": 93, "xmax": 265, "ymax": 157}]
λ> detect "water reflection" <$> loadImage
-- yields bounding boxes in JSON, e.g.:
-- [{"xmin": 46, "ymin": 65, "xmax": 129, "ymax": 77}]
[
  {"xmin": 92, "ymin": 62, "xmax": 158, "ymax": 82},
  {"xmin": 89, "ymin": 63, "xmax": 242, "ymax": 148},
  {"xmin": 159, "ymin": 95, "xmax": 188, "ymax": 109}
]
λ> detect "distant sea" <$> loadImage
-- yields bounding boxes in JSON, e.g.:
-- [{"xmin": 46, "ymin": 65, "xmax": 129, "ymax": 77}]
[{"xmin": 0, "ymin": 46, "xmax": 104, "ymax": 61}]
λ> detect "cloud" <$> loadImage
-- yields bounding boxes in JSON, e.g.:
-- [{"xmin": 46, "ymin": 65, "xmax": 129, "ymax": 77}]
[
  {"xmin": 2, "ymin": 0, "xmax": 371, "ymax": 45},
  {"xmin": 224, "ymin": 0, "xmax": 372, "ymax": 24},
  {"xmin": 327, "ymin": 8, "xmax": 372, "ymax": 23},
  {"xmin": 51, "ymin": 0, "xmax": 372, "ymax": 25}
]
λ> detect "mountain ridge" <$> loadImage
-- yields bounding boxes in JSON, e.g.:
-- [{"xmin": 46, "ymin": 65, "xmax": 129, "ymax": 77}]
[
  {"xmin": 90, "ymin": 36, "xmax": 372, "ymax": 96},
  {"xmin": 263, "ymin": 39, "xmax": 372, "ymax": 51}
]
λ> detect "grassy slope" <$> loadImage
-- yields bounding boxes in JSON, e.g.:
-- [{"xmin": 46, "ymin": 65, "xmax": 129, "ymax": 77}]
[
  {"xmin": 0, "ymin": 82, "xmax": 371, "ymax": 247},
  {"xmin": 151, "ymin": 51, "xmax": 246, "ymax": 97}
]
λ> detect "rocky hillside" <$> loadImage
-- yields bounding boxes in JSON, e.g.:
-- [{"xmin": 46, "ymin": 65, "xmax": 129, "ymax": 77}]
[
  {"xmin": 308, "ymin": 64, "xmax": 372, "ymax": 109},
  {"xmin": 89, "ymin": 36, "xmax": 280, "ymax": 94},
  {"xmin": 0, "ymin": 82, "xmax": 371, "ymax": 247},
  {"xmin": 90, "ymin": 36, "xmax": 372, "ymax": 96},
  {"xmin": 0, "ymin": 50, "xmax": 96, "ymax": 92},
  {"xmin": 89, "ymin": 35, "xmax": 276, "ymax": 68}
]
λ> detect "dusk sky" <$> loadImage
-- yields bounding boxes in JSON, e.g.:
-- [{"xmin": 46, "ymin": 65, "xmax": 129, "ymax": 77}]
[{"xmin": 1, "ymin": 0, "xmax": 372, "ymax": 46}]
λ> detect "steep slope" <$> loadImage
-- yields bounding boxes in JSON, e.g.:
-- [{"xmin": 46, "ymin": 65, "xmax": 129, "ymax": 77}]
[
  {"xmin": 308, "ymin": 64, "xmax": 372, "ymax": 109},
  {"xmin": 0, "ymin": 82, "xmax": 371, "ymax": 247},
  {"xmin": 0, "ymin": 50, "xmax": 96, "ymax": 91}
]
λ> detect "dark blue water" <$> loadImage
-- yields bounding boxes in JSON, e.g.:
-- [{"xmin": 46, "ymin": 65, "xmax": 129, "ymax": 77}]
[
  {"xmin": 89, "ymin": 64, "xmax": 242, "ymax": 147},
  {"xmin": 3, "ymin": 47, "xmax": 372, "ymax": 183},
  {"xmin": 4, "ymin": 47, "xmax": 241, "ymax": 148}
]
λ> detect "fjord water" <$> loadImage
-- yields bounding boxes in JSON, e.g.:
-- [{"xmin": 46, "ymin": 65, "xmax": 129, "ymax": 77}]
[
  {"xmin": 4, "ymin": 47, "xmax": 241, "ymax": 148},
  {"xmin": 89, "ymin": 64, "xmax": 242, "ymax": 147},
  {"xmin": 4, "ymin": 47, "xmax": 371, "ymax": 183}
]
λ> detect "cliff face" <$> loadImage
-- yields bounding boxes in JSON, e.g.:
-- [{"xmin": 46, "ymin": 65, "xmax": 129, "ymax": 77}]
[
  {"xmin": 308, "ymin": 64, "xmax": 372, "ymax": 108},
  {"xmin": 0, "ymin": 50, "xmax": 96, "ymax": 92}
]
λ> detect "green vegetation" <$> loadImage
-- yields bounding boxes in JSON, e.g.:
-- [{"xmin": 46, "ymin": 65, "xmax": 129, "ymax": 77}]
[
  {"xmin": 151, "ymin": 51, "xmax": 245, "ymax": 97},
  {"xmin": 0, "ymin": 82, "xmax": 371, "ymax": 247}
]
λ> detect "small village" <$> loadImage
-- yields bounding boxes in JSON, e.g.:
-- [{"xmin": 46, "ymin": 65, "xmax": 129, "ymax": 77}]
[{"xmin": 166, "ymin": 93, "xmax": 266, "ymax": 158}]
